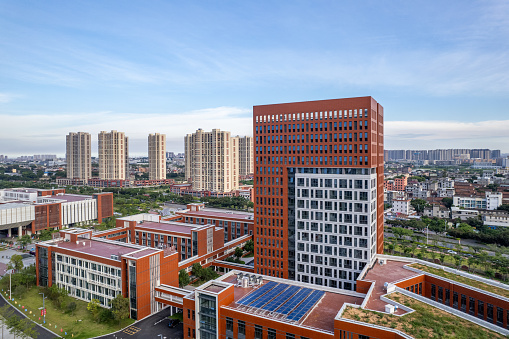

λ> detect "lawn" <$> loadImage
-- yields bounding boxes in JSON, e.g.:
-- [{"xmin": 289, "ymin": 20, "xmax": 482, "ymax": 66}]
[
  {"xmin": 410, "ymin": 263, "xmax": 509, "ymax": 298},
  {"xmin": 4, "ymin": 286, "xmax": 134, "ymax": 339},
  {"xmin": 342, "ymin": 293, "xmax": 505, "ymax": 339}
]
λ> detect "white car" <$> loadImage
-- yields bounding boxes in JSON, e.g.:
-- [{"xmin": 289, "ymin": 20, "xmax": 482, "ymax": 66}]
[{"xmin": 447, "ymin": 250, "xmax": 457, "ymax": 254}]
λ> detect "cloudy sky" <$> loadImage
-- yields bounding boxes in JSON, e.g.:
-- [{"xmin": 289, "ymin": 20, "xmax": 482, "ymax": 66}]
[{"xmin": 1, "ymin": 0, "xmax": 508, "ymax": 157}]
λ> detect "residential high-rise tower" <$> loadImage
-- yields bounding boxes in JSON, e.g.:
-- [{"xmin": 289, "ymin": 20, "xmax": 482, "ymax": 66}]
[
  {"xmin": 98, "ymin": 130, "xmax": 129, "ymax": 180},
  {"xmin": 66, "ymin": 132, "xmax": 91, "ymax": 179},
  {"xmin": 148, "ymin": 133, "xmax": 166, "ymax": 180},
  {"xmin": 253, "ymin": 97, "xmax": 384, "ymax": 291},
  {"xmin": 185, "ymin": 129, "xmax": 239, "ymax": 192},
  {"xmin": 237, "ymin": 136, "xmax": 254, "ymax": 177}
]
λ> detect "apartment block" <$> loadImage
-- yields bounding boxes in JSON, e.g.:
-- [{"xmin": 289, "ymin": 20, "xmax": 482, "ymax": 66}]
[
  {"xmin": 185, "ymin": 129, "xmax": 239, "ymax": 192},
  {"xmin": 253, "ymin": 96, "xmax": 384, "ymax": 290},
  {"xmin": 148, "ymin": 133, "xmax": 166, "ymax": 180},
  {"xmin": 98, "ymin": 130, "xmax": 129, "ymax": 180},
  {"xmin": 236, "ymin": 135, "xmax": 254, "ymax": 177},
  {"xmin": 66, "ymin": 132, "xmax": 91, "ymax": 180},
  {"xmin": 453, "ymin": 192, "xmax": 503, "ymax": 210}
]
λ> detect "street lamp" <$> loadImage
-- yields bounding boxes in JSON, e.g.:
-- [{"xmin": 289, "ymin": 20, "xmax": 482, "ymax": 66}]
[
  {"xmin": 39, "ymin": 292, "xmax": 47, "ymax": 323},
  {"xmin": 4, "ymin": 269, "xmax": 12, "ymax": 300}
]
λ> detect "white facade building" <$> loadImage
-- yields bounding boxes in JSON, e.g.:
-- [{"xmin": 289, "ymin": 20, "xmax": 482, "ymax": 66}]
[
  {"xmin": 392, "ymin": 199, "xmax": 412, "ymax": 215},
  {"xmin": 453, "ymin": 191, "xmax": 503, "ymax": 210},
  {"xmin": 294, "ymin": 169, "xmax": 378, "ymax": 290}
]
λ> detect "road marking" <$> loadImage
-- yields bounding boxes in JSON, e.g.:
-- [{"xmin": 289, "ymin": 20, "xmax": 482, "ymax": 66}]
[{"xmin": 123, "ymin": 326, "xmax": 141, "ymax": 335}]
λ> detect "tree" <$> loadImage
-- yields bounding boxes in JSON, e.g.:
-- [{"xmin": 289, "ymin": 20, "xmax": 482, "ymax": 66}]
[
  {"xmin": 439, "ymin": 253, "xmax": 446, "ymax": 265},
  {"xmin": 388, "ymin": 244, "xmax": 395, "ymax": 255},
  {"xmin": 442, "ymin": 197, "xmax": 453, "ymax": 209},
  {"xmin": 453, "ymin": 255, "xmax": 463, "ymax": 268},
  {"xmin": 234, "ymin": 247, "xmax": 243, "ymax": 259},
  {"xmin": 67, "ymin": 301, "xmax": 77, "ymax": 316},
  {"xmin": 14, "ymin": 285, "xmax": 27, "ymax": 299},
  {"xmin": 467, "ymin": 257, "xmax": 477, "ymax": 272},
  {"xmin": 244, "ymin": 239, "xmax": 254, "ymax": 253},
  {"xmin": 391, "ymin": 227, "xmax": 413, "ymax": 240},
  {"xmin": 87, "ymin": 299, "xmax": 101, "ymax": 321},
  {"xmin": 192, "ymin": 263, "xmax": 203, "ymax": 277},
  {"xmin": 410, "ymin": 199, "xmax": 429, "ymax": 214},
  {"xmin": 18, "ymin": 235, "xmax": 32, "ymax": 249},
  {"xmin": 110, "ymin": 294, "xmax": 130, "ymax": 325},
  {"xmin": 8, "ymin": 254, "xmax": 23, "ymax": 272},
  {"xmin": 179, "ymin": 269, "xmax": 190, "ymax": 288}
]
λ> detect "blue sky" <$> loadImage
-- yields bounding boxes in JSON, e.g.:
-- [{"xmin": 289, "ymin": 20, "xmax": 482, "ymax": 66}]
[{"xmin": 1, "ymin": 0, "xmax": 508, "ymax": 156}]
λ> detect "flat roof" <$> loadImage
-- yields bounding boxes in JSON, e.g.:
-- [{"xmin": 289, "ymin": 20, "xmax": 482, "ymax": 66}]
[
  {"xmin": 0, "ymin": 203, "xmax": 31, "ymax": 210},
  {"xmin": 49, "ymin": 194, "xmax": 93, "ymax": 202},
  {"xmin": 219, "ymin": 274, "xmax": 365, "ymax": 333},
  {"xmin": 135, "ymin": 221, "xmax": 202, "ymax": 235},
  {"xmin": 49, "ymin": 238, "xmax": 156, "ymax": 260},
  {"xmin": 183, "ymin": 209, "xmax": 253, "ymax": 221}
]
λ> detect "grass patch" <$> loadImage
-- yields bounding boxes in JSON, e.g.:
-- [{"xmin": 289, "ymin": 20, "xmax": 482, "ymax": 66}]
[
  {"xmin": 410, "ymin": 263, "xmax": 509, "ymax": 298},
  {"xmin": 5, "ymin": 286, "xmax": 134, "ymax": 339},
  {"xmin": 342, "ymin": 293, "xmax": 505, "ymax": 339}
]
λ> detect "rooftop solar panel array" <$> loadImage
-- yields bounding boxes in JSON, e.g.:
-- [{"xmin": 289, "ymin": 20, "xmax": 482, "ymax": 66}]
[
  {"xmin": 262, "ymin": 285, "xmax": 300, "ymax": 312},
  {"xmin": 276, "ymin": 288, "xmax": 313, "ymax": 315},
  {"xmin": 237, "ymin": 281, "xmax": 277, "ymax": 305},
  {"xmin": 286, "ymin": 290, "xmax": 325, "ymax": 321},
  {"xmin": 249, "ymin": 283, "xmax": 289, "ymax": 308},
  {"xmin": 236, "ymin": 280, "xmax": 325, "ymax": 323}
]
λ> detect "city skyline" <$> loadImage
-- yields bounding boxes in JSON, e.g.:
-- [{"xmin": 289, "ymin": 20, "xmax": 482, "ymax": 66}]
[{"xmin": 1, "ymin": 1, "xmax": 509, "ymax": 156}]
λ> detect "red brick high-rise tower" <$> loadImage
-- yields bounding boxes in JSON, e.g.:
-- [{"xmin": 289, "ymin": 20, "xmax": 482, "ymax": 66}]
[{"xmin": 253, "ymin": 97, "xmax": 384, "ymax": 290}]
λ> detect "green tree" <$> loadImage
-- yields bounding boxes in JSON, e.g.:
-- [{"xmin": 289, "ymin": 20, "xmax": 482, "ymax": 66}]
[
  {"xmin": 234, "ymin": 247, "xmax": 243, "ymax": 259},
  {"xmin": 110, "ymin": 294, "xmax": 130, "ymax": 325},
  {"xmin": 192, "ymin": 263, "xmax": 203, "ymax": 278},
  {"xmin": 87, "ymin": 298, "xmax": 101, "ymax": 321},
  {"xmin": 388, "ymin": 244, "xmax": 395, "ymax": 255},
  {"xmin": 391, "ymin": 227, "xmax": 413, "ymax": 240},
  {"xmin": 442, "ymin": 197, "xmax": 453, "ymax": 209},
  {"xmin": 8, "ymin": 254, "xmax": 23, "ymax": 272},
  {"xmin": 179, "ymin": 269, "xmax": 190, "ymax": 288},
  {"xmin": 244, "ymin": 239, "xmax": 254, "ymax": 253},
  {"xmin": 67, "ymin": 301, "xmax": 77, "ymax": 316},
  {"xmin": 439, "ymin": 253, "xmax": 446, "ymax": 265},
  {"xmin": 18, "ymin": 235, "xmax": 32, "ymax": 249},
  {"xmin": 410, "ymin": 198, "xmax": 429, "ymax": 214}
]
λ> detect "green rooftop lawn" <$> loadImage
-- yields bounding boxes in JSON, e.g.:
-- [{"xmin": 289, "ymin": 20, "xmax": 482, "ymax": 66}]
[
  {"xmin": 5, "ymin": 286, "xmax": 134, "ymax": 339},
  {"xmin": 342, "ymin": 292, "xmax": 505, "ymax": 339},
  {"xmin": 410, "ymin": 263, "xmax": 509, "ymax": 298}
]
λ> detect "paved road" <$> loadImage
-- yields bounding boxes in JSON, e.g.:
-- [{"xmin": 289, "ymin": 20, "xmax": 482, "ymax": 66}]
[
  {"xmin": 0, "ymin": 292, "xmax": 58, "ymax": 339},
  {"xmin": 96, "ymin": 307, "xmax": 183, "ymax": 339}
]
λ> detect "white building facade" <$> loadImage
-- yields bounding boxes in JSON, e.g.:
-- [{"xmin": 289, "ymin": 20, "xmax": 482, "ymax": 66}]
[{"xmin": 293, "ymin": 168, "xmax": 378, "ymax": 290}]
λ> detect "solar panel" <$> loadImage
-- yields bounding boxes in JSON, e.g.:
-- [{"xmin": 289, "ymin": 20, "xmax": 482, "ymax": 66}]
[
  {"xmin": 249, "ymin": 283, "xmax": 289, "ymax": 308},
  {"xmin": 262, "ymin": 285, "xmax": 300, "ymax": 312},
  {"xmin": 237, "ymin": 281, "xmax": 277, "ymax": 305},
  {"xmin": 276, "ymin": 288, "xmax": 313, "ymax": 315},
  {"xmin": 286, "ymin": 290, "xmax": 325, "ymax": 321}
]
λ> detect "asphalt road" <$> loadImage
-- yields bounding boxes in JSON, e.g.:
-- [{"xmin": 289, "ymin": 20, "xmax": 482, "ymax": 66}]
[
  {"xmin": 96, "ymin": 307, "xmax": 183, "ymax": 339},
  {"xmin": 0, "ymin": 293, "xmax": 58, "ymax": 339}
]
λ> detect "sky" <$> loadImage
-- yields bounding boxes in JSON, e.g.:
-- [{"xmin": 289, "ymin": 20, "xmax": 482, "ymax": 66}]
[{"xmin": 0, "ymin": 0, "xmax": 508, "ymax": 157}]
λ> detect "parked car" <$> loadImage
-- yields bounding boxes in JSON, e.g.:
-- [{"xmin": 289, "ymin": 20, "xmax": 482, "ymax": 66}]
[
  {"xmin": 168, "ymin": 319, "xmax": 179, "ymax": 328},
  {"xmin": 447, "ymin": 250, "xmax": 457, "ymax": 254},
  {"xmin": 29, "ymin": 250, "xmax": 36, "ymax": 256}
]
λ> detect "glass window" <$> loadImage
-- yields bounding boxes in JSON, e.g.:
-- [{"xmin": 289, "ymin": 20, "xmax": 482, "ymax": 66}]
[{"xmin": 255, "ymin": 325, "xmax": 264, "ymax": 339}]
